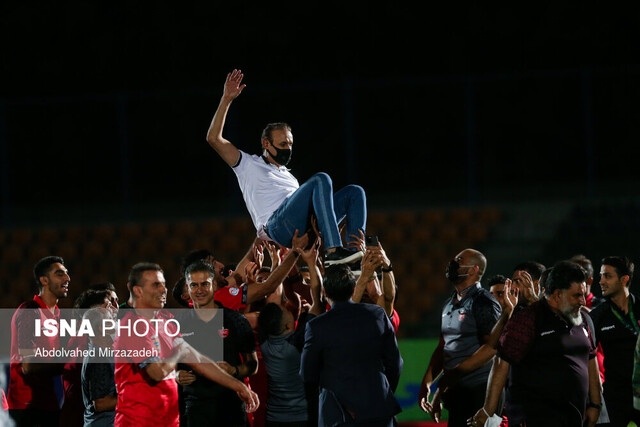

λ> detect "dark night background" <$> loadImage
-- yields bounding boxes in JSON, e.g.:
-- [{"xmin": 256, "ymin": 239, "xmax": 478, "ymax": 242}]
[
  {"xmin": 2, "ymin": 3, "xmax": 640, "ymax": 226},
  {"xmin": 2, "ymin": 4, "xmax": 640, "ymax": 419}
]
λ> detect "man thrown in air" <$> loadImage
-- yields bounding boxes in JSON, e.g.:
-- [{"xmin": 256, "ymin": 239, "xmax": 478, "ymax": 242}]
[{"xmin": 205, "ymin": 69, "xmax": 366, "ymax": 266}]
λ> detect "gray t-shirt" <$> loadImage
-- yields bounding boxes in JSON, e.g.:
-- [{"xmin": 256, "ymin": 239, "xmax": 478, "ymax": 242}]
[
  {"xmin": 441, "ymin": 283, "xmax": 501, "ymax": 388},
  {"xmin": 260, "ymin": 312, "xmax": 314, "ymax": 422},
  {"xmin": 81, "ymin": 343, "xmax": 116, "ymax": 427}
]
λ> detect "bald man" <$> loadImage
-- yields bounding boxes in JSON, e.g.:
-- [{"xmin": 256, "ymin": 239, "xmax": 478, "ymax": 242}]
[{"xmin": 418, "ymin": 249, "xmax": 501, "ymax": 427}]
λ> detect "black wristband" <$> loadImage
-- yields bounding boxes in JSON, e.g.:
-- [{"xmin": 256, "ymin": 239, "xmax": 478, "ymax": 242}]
[
  {"xmin": 381, "ymin": 264, "xmax": 393, "ymax": 272},
  {"xmin": 233, "ymin": 365, "xmax": 239, "ymax": 378},
  {"xmin": 587, "ymin": 402, "xmax": 602, "ymax": 410}
]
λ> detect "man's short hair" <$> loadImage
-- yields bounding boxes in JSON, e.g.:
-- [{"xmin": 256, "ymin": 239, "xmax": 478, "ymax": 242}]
[
  {"xmin": 261, "ymin": 123, "xmax": 292, "ymax": 142},
  {"xmin": 180, "ymin": 249, "xmax": 214, "ymax": 274},
  {"xmin": 324, "ymin": 265, "xmax": 356, "ymax": 302},
  {"xmin": 33, "ymin": 256, "xmax": 65, "ymax": 288},
  {"xmin": 569, "ymin": 254, "xmax": 594, "ymax": 279},
  {"xmin": 539, "ymin": 268, "xmax": 552, "ymax": 289},
  {"xmin": 88, "ymin": 282, "xmax": 116, "ymax": 292},
  {"xmin": 184, "ymin": 260, "xmax": 216, "ymax": 282},
  {"xmin": 171, "ymin": 277, "xmax": 190, "ymax": 308},
  {"xmin": 513, "ymin": 261, "xmax": 546, "ymax": 282},
  {"xmin": 545, "ymin": 261, "xmax": 586, "ymax": 296},
  {"xmin": 487, "ymin": 274, "xmax": 507, "ymax": 288},
  {"xmin": 601, "ymin": 256, "xmax": 634, "ymax": 286},
  {"xmin": 257, "ymin": 302, "xmax": 284, "ymax": 343},
  {"xmin": 128, "ymin": 262, "xmax": 163, "ymax": 290},
  {"xmin": 75, "ymin": 289, "xmax": 112, "ymax": 309}
]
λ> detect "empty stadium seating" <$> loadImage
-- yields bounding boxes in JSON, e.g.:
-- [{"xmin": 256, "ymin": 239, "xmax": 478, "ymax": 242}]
[{"xmin": 0, "ymin": 206, "xmax": 503, "ymax": 338}]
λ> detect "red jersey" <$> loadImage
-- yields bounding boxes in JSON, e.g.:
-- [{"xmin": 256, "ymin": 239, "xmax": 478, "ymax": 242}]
[
  {"xmin": 8, "ymin": 295, "xmax": 60, "ymax": 411},
  {"xmin": 60, "ymin": 335, "xmax": 88, "ymax": 427},
  {"xmin": 114, "ymin": 311, "xmax": 182, "ymax": 427},
  {"xmin": 214, "ymin": 285, "xmax": 248, "ymax": 311}
]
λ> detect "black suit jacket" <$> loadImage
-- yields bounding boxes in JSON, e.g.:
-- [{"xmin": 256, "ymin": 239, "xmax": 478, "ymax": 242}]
[{"xmin": 300, "ymin": 300, "xmax": 403, "ymax": 426}]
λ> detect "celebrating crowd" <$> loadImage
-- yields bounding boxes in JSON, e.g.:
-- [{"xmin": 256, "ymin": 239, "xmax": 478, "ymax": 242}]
[{"xmin": 4, "ymin": 69, "xmax": 639, "ymax": 427}]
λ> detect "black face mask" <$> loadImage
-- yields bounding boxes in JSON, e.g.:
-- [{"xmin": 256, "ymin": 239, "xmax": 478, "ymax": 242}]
[
  {"xmin": 446, "ymin": 259, "xmax": 469, "ymax": 284},
  {"xmin": 269, "ymin": 142, "xmax": 292, "ymax": 166}
]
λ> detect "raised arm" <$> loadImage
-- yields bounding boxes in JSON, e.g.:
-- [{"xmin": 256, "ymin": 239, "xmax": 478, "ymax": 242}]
[
  {"xmin": 205, "ymin": 69, "xmax": 245, "ymax": 167},
  {"xmin": 353, "ymin": 250, "xmax": 383, "ymax": 303},
  {"xmin": 300, "ymin": 237, "xmax": 325, "ymax": 316},
  {"xmin": 245, "ymin": 230, "xmax": 308, "ymax": 304},
  {"xmin": 371, "ymin": 242, "xmax": 395, "ymax": 316}
]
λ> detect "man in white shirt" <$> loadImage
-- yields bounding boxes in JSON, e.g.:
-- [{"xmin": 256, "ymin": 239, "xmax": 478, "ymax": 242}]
[{"xmin": 205, "ymin": 69, "xmax": 365, "ymax": 266}]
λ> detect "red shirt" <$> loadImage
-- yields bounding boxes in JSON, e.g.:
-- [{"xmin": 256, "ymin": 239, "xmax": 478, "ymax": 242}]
[
  {"xmin": 60, "ymin": 335, "xmax": 88, "ymax": 427},
  {"xmin": 214, "ymin": 285, "xmax": 247, "ymax": 311},
  {"xmin": 114, "ymin": 311, "xmax": 181, "ymax": 427},
  {"xmin": 8, "ymin": 295, "xmax": 60, "ymax": 411}
]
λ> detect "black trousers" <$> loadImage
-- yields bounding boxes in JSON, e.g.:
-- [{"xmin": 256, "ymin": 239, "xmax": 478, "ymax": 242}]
[
  {"xmin": 442, "ymin": 382, "xmax": 495, "ymax": 427},
  {"xmin": 9, "ymin": 409, "xmax": 60, "ymax": 427},
  {"xmin": 184, "ymin": 397, "xmax": 247, "ymax": 427},
  {"xmin": 603, "ymin": 391, "xmax": 640, "ymax": 427}
]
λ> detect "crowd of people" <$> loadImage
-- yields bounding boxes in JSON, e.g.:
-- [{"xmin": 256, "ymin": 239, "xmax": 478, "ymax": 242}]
[
  {"xmin": 4, "ymin": 68, "xmax": 640, "ymax": 427},
  {"xmin": 5, "ymin": 68, "xmax": 398, "ymax": 427},
  {"xmin": 4, "ymin": 223, "xmax": 401, "ymax": 427},
  {"xmin": 418, "ymin": 250, "xmax": 640, "ymax": 427}
]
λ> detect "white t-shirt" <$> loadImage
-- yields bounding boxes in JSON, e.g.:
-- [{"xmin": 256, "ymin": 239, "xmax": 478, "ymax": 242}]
[{"xmin": 232, "ymin": 150, "xmax": 299, "ymax": 239}]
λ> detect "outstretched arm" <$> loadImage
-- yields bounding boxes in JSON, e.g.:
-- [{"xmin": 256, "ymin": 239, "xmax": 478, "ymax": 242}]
[
  {"xmin": 371, "ymin": 241, "xmax": 395, "ymax": 316},
  {"xmin": 245, "ymin": 230, "xmax": 308, "ymax": 304},
  {"xmin": 206, "ymin": 69, "xmax": 245, "ymax": 167},
  {"xmin": 300, "ymin": 237, "xmax": 325, "ymax": 316},
  {"xmin": 180, "ymin": 344, "xmax": 259, "ymax": 413}
]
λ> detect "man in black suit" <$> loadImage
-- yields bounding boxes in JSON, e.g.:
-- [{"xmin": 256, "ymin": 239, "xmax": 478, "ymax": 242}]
[{"xmin": 300, "ymin": 264, "xmax": 403, "ymax": 426}]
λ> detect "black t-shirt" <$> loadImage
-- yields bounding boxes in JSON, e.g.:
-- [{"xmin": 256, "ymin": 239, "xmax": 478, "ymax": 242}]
[
  {"xmin": 498, "ymin": 299, "xmax": 596, "ymax": 417},
  {"xmin": 589, "ymin": 293, "xmax": 640, "ymax": 397},
  {"xmin": 176, "ymin": 307, "xmax": 255, "ymax": 401}
]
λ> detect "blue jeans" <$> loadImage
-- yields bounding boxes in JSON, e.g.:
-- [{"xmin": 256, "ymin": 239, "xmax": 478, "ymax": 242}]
[{"xmin": 266, "ymin": 172, "xmax": 366, "ymax": 250}]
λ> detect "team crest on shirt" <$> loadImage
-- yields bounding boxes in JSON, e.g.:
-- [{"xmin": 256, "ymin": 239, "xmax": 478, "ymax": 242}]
[
  {"xmin": 218, "ymin": 328, "xmax": 229, "ymax": 338},
  {"xmin": 228, "ymin": 287, "xmax": 240, "ymax": 296},
  {"xmin": 458, "ymin": 309, "xmax": 466, "ymax": 322}
]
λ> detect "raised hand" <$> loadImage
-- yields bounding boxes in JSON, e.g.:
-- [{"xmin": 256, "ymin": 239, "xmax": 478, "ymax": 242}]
[
  {"xmin": 369, "ymin": 241, "xmax": 391, "ymax": 269},
  {"xmin": 223, "ymin": 69, "xmax": 246, "ymax": 100},
  {"xmin": 301, "ymin": 236, "xmax": 321, "ymax": 266},
  {"xmin": 291, "ymin": 229, "xmax": 309, "ymax": 254},
  {"xmin": 252, "ymin": 242, "xmax": 264, "ymax": 269},
  {"xmin": 361, "ymin": 250, "xmax": 384, "ymax": 281},
  {"xmin": 347, "ymin": 229, "xmax": 366, "ymax": 253},
  {"xmin": 514, "ymin": 270, "xmax": 538, "ymax": 304},
  {"xmin": 244, "ymin": 262, "xmax": 258, "ymax": 285},
  {"xmin": 503, "ymin": 279, "xmax": 519, "ymax": 314},
  {"xmin": 265, "ymin": 242, "xmax": 281, "ymax": 268}
]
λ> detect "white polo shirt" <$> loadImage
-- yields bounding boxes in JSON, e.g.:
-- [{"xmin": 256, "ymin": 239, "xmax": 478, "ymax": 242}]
[{"xmin": 232, "ymin": 150, "xmax": 299, "ymax": 240}]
